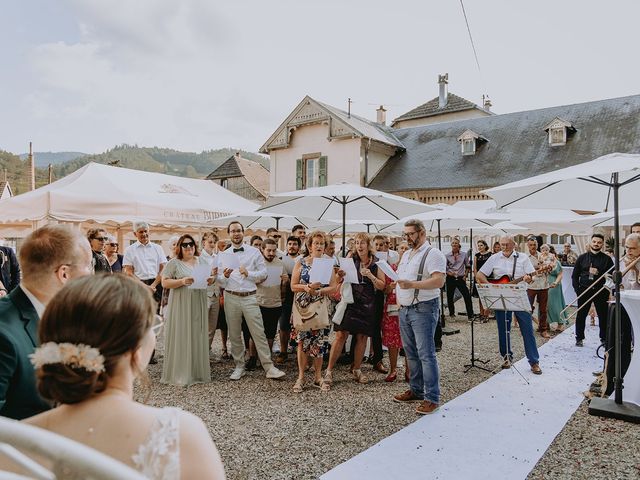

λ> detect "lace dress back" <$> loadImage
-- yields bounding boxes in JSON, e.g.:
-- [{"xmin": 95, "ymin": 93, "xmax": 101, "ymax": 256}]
[{"xmin": 132, "ymin": 407, "xmax": 181, "ymax": 479}]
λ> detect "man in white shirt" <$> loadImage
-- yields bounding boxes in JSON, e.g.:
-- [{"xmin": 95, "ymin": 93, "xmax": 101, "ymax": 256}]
[
  {"xmin": 476, "ymin": 236, "xmax": 542, "ymax": 375},
  {"xmin": 0, "ymin": 225, "xmax": 92, "ymax": 419},
  {"xmin": 217, "ymin": 221, "xmax": 285, "ymax": 381},
  {"xmin": 392, "ymin": 219, "xmax": 446, "ymax": 415},
  {"xmin": 122, "ymin": 221, "xmax": 167, "ymax": 308}
]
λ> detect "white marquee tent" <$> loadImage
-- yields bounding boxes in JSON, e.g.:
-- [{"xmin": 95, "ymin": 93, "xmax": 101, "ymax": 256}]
[{"xmin": 0, "ymin": 162, "xmax": 258, "ymax": 230}]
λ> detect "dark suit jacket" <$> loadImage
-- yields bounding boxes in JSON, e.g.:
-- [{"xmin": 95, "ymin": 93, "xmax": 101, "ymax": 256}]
[
  {"xmin": 0, "ymin": 246, "xmax": 20, "ymax": 292},
  {"xmin": 0, "ymin": 287, "xmax": 51, "ymax": 419}
]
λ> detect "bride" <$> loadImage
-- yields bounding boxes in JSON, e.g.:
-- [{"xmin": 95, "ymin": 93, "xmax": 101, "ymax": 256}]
[{"xmin": 5, "ymin": 274, "xmax": 225, "ymax": 479}]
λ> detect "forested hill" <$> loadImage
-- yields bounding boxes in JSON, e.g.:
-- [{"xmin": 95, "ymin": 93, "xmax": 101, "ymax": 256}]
[{"xmin": 0, "ymin": 146, "xmax": 269, "ymax": 195}]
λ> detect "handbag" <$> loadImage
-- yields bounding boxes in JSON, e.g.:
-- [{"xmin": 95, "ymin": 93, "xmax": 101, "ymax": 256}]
[{"xmin": 292, "ymin": 291, "xmax": 330, "ymax": 331}]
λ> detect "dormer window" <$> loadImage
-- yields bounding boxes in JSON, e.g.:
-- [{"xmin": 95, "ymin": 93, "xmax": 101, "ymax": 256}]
[
  {"xmin": 457, "ymin": 129, "xmax": 487, "ymax": 156},
  {"xmin": 544, "ymin": 117, "xmax": 576, "ymax": 147}
]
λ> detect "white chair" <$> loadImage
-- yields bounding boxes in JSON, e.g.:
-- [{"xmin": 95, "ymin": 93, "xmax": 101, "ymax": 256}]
[{"xmin": 0, "ymin": 416, "xmax": 146, "ymax": 480}]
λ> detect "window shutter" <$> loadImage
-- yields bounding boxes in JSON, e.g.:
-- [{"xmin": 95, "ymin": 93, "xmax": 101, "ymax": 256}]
[
  {"xmin": 296, "ymin": 158, "xmax": 303, "ymax": 190},
  {"xmin": 318, "ymin": 156, "xmax": 328, "ymax": 186}
]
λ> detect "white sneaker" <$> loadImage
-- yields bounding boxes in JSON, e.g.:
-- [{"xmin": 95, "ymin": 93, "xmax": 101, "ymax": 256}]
[
  {"xmin": 230, "ymin": 367, "xmax": 246, "ymax": 380},
  {"xmin": 265, "ymin": 366, "xmax": 285, "ymax": 379}
]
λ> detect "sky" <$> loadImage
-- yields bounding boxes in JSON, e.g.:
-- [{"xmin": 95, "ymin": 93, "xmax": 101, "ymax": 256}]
[{"xmin": 2, "ymin": 0, "xmax": 639, "ymax": 155}]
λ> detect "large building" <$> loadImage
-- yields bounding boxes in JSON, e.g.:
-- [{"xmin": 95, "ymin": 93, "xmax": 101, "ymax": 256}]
[{"xmin": 261, "ymin": 75, "xmax": 640, "ymax": 204}]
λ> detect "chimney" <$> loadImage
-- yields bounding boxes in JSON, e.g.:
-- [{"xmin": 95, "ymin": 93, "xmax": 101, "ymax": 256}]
[
  {"xmin": 376, "ymin": 105, "xmax": 387, "ymax": 125},
  {"xmin": 438, "ymin": 73, "xmax": 449, "ymax": 109},
  {"xmin": 28, "ymin": 142, "xmax": 35, "ymax": 191},
  {"xmin": 483, "ymin": 95, "xmax": 492, "ymax": 112}
]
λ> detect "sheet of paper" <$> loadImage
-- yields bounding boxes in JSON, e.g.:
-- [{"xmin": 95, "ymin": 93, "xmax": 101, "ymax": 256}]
[
  {"xmin": 339, "ymin": 257, "xmax": 360, "ymax": 284},
  {"xmin": 264, "ymin": 266, "xmax": 284, "ymax": 287},
  {"xmin": 376, "ymin": 260, "xmax": 398, "ymax": 281},
  {"xmin": 374, "ymin": 251, "xmax": 388, "ymax": 262},
  {"xmin": 309, "ymin": 257, "xmax": 334, "ymax": 285},
  {"xmin": 221, "ymin": 253, "xmax": 240, "ymax": 270},
  {"xmin": 189, "ymin": 263, "xmax": 212, "ymax": 289}
]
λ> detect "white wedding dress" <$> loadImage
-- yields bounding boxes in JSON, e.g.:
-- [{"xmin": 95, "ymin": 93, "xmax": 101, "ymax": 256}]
[{"xmin": 52, "ymin": 407, "xmax": 181, "ymax": 479}]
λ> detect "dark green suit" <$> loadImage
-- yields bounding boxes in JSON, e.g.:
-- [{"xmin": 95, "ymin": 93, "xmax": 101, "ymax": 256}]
[{"xmin": 0, "ymin": 287, "xmax": 51, "ymax": 419}]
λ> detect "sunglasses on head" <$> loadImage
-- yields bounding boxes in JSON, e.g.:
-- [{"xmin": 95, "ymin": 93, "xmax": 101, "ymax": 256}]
[
  {"xmin": 93, "ymin": 236, "xmax": 109, "ymax": 242},
  {"xmin": 181, "ymin": 241, "xmax": 195, "ymax": 248}
]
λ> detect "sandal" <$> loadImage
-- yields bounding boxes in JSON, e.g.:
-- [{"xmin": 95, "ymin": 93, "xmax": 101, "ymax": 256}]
[
  {"xmin": 312, "ymin": 379, "xmax": 322, "ymax": 388},
  {"xmin": 293, "ymin": 378, "xmax": 304, "ymax": 393},
  {"xmin": 323, "ymin": 370, "xmax": 333, "ymax": 385},
  {"xmin": 353, "ymin": 369, "xmax": 368, "ymax": 384},
  {"xmin": 320, "ymin": 380, "xmax": 331, "ymax": 392},
  {"xmin": 384, "ymin": 371, "xmax": 397, "ymax": 383}
]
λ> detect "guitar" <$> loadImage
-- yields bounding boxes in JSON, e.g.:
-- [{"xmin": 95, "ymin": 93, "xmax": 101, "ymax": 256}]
[{"xmin": 488, "ymin": 265, "xmax": 553, "ymax": 285}]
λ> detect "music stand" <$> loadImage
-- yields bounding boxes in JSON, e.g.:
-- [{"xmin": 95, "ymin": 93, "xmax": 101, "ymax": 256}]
[{"xmin": 476, "ymin": 283, "xmax": 532, "ymax": 384}]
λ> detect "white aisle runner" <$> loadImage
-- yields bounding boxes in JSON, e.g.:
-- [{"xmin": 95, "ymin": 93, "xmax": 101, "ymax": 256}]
[{"xmin": 322, "ymin": 325, "xmax": 603, "ymax": 480}]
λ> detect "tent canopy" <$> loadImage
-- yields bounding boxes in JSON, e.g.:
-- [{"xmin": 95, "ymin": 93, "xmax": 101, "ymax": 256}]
[{"xmin": 0, "ymin": 163, "xmax": 258, "ymax": 228}]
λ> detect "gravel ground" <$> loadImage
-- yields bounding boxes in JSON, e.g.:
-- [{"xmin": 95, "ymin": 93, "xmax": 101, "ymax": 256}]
[{"xmin": 137, "ymin": 301, "xmax": 640, "ymax": 480}]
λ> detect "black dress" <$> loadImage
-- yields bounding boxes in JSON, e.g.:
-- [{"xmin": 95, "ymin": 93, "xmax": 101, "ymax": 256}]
[
  {"xmin": 336, "ymin": 256, "xmax": 378, "ymax": 337},
  {"xmin": 473, "ymin": 251, "xmax": 492, "ymax": 296}
]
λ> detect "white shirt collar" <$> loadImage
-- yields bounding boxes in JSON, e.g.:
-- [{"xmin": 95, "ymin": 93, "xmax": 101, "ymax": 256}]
[{"xmin": 20, "ymin": 284, "xmax": 46, "ymax": 319}]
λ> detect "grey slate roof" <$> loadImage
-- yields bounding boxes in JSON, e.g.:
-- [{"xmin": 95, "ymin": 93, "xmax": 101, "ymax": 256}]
[
  {"xmin": 315, "ymin": 100, "xmax": 405, "ymax": 148},
  {"xmin": 206, "ymin": 156, "xmax": 243, "ymax": 179},
  {"xmin": 370, "ymin": 94, "xmax": 640, "ymax": 192},
  {"xmin": 393, "ymin": 93, "xmax": 487, "ymax": 123}
]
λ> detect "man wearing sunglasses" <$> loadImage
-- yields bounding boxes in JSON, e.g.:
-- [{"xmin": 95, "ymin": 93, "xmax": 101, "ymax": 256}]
[
  {"xmin": 266, "ymin": 227, "xmax": 285, "ymax": 258},
  {"xmin": 86, "ymin": 228, "xmax": 112, "ymax": 274}
]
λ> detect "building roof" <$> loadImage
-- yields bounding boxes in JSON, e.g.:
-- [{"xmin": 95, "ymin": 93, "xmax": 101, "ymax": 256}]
[
  {"xmin": 392, "ymin": 93, "xmax": 489, "ymax": 124},
  {"xmin": 206, "ymin": 154, "xmax": 270, "ymax": 198},
  {"xmin": 315, "ymin": 100, "xmax": 405, "ymax": 149},
  {"xmin": 260, "ymin": 96, "xmax": 404, "ymax": 153},
  {"xmin": 370, "ymin": 94, "xmax": 640, "ymax": 192}
]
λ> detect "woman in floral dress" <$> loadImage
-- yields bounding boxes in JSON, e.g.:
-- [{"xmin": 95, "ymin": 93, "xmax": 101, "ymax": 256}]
[{"xmin": 290, "ymin": 231, "xmax": 339, "ymax": 393}]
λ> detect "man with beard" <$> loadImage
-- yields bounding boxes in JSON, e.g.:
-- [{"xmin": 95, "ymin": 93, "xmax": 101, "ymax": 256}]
[
  {"xmin": 572, "ymin": 233, "xmax": 614, "ymax": 347},
  {"xmin": 0, "ymin": 225, "xmax": 92, "ymax": 419},
  {"xmin": 274, "ymin": 236, "xmax": 301, "ymax": 365},
  {"xmin": 393, "ymin": 219, "xmax": 447, "ymax": 415},
  {"xmin": 217, "ymin": 221, "xmax": 285, "ymax": 381},
  {"xmin": 604, "ymin": 233, "xmax": 640, "ymax": 395}
]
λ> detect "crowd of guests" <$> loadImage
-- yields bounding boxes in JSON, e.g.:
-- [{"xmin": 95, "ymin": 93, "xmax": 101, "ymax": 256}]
[{"xmin": 2, "ymin": 219, "xmax": 639, "ymax": 478}]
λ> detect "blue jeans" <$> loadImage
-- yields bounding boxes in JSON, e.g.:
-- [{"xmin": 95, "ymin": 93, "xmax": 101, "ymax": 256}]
[
  {"xmin": 399, "ymin": 298, "xmax": 441, "ymax": 404},
  {"xmin": 495, "ymin": 310, "xmax": 539, "ymax": 365}
]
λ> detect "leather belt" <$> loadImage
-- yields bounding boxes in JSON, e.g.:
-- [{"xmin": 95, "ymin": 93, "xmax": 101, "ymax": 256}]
[{"xmin": 226, "ymin": 290, "xmax": 256, "ymax": 297}]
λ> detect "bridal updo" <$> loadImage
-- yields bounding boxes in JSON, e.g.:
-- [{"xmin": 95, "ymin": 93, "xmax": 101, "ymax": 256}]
[{"xmin": 36, "ymin": 274, "xmax": 155, "ymax": 404}]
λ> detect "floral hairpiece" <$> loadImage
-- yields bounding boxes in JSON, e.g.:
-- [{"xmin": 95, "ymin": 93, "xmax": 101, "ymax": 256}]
[{"xmin": 30, "ymin": 342, "xmax": 106, "ymax": 373}]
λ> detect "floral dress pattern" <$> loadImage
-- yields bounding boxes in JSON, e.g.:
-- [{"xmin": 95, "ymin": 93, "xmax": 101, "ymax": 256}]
[
  {"xmin": 381, "ymin": 265, "xmax": 402, "ymax": 348},
  {"xmin": 291, "ymin": 259, "xmax": 331, "ymax": 358}
]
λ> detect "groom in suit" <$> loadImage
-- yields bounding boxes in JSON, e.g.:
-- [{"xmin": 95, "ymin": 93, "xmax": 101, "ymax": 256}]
[{"xmin": 0, "ymin": 225, "xmax": 93, "ymax": 419}]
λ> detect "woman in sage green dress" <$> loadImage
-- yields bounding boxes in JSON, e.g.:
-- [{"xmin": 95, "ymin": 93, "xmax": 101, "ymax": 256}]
[
  {"xmin": 544, "ymin": 245, "xmax": 569, "ymax": 331},
  {"xmin": 161, "ymin": 234, "xmax": 215, "ymax": 386}
]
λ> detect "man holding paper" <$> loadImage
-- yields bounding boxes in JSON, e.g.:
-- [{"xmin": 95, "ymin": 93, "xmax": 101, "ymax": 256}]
[
  {"xmin": 217, "ymin": 222, "xmax": 286, "ymax": 381},
  {"xmin": 392, "ymin": 219, "xmax": 446, "ymax": 415}
]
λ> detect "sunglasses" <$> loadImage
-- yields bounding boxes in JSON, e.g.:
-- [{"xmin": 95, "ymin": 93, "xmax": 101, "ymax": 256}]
[
  {"xmin": 93, "ymin": 236, "xmax": 109, "ymax": 242},
  {"xmin": 109, "ymin": 243, "xmax": 118, "ymax": 247},
  {"xmin": 151, "ymin": 314, "xmax": 164, "ymax": 336},
  {"xmin": 181, "ymin": 241, "xmax": 195, "ymax": 248},
  {"xmin": 272, "ymin": 234, "xmax": 282, "ymax": 239}
]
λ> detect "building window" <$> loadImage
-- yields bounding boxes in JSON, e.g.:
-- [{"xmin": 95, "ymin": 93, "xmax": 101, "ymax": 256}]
[
  {"xmin": 549, "ymin": 127, "xmax": 566, "ymax": 146},
  {"xmin": 462, "ymin": 138, "xmax": 475, "ymax": 155},
  {"xmin": 220, "ymin": 178, "xmax": 228, "ymax": 188},
  {"xmin": 296, "ymin": 155, "xmax": 327, "ymax": 189}
]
